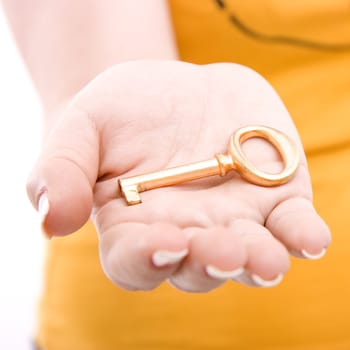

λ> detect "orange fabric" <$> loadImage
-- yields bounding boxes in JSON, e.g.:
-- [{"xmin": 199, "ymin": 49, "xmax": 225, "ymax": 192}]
[{"xmin": 37, "ymin": 1, "xmax": 350, "ymax": 349}]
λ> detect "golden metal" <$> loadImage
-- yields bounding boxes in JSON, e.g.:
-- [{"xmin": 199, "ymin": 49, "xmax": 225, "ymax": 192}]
[{"xmin": 118, "ymin": 125, "xmax": 300, "ymax": 205}]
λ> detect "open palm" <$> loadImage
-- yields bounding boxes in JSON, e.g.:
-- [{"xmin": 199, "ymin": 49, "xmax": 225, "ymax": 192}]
[{"xmin": 27, "ymin": 60, "xmax": 331, "ymax": 291}]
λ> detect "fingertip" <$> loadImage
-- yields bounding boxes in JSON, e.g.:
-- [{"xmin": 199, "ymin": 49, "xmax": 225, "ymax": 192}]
[
  {"xmin": 29, "ymin": 162, "xmax": 94, "ymax": 237},
  {"xmin": 99, "ymin": 222, "xmax": 189, "ymax": 291},
  {"xmin": 229, "ymin": 219, "xmax": 290, "ymax": 282},
  {"xmin": 266, "ymin": 197, "xmax": 332, "ymax": 258},
  {"xmin": 169, "ymin": 227, "xmax": 248, "ymax": 292},
  {"xmin": 189, "ymin": 227, "xmax": 247, "ymax": 269},
  {"xmin": 245, "ymin": 240, "xmax": 291, "ymax": 280}
]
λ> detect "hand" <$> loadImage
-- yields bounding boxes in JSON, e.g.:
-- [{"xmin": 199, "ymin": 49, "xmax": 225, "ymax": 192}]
[{"xmin": 27, "ymin": 60, "xmax": 331, "ymax": 291}]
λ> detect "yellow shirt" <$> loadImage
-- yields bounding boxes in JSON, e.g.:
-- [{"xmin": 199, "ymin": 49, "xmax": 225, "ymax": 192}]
[{"xmin": 36, "ymin": 1, "xmax": 350, "ymax": 349}]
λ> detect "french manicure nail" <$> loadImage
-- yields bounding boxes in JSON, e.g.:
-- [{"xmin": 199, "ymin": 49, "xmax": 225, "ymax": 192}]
[
  {"xmin": 38, "ymin": 192, "xmax": 52, "ymax": 239},
  {"xmin": 301, "ymin": 248, "xmax": 326, "ymax": 260},
  {"xmin": 206, "ymin": 265, "xmax": 244, "ymax": 280},
  {"xmin": 251, "ymin": 273, "xmax": 284, "ymax": 287},
  {"xmin": 232, "ymin": 270, "xmax": 284, "ymax": 288},
  {"xmin": 38, "ymin": 192, "xmax": 50, "ymax": 218},
  {"xmin": 152, "ymin": 249, "xmax": 188, "ymax": 267}
]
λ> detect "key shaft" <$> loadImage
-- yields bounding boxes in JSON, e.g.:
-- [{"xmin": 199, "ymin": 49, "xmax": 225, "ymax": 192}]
[{"xmin": 118, "ymin": 154, "xmax": 234, "ymax": 205}]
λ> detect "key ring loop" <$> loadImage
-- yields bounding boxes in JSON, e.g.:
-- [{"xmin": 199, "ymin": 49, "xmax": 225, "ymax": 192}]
[{"xmin": 230, "ymin": 125, "xmax": 300, "ymax": 186}]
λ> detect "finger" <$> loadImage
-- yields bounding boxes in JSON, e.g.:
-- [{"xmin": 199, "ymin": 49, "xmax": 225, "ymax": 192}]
[
  {"xmin": 98, "ymin": 219, "xmax": 188, "ymax": 291},
  {"xmin": 26, "ymin": 105, "xmax": 99, "ymax": 237},
  {"xmin": 230, "ymin": 219, "xmax": 290, "ymax": 287},
  {"xmin": 169, "ymin": 227, "xmax": 247, "ymax": 293},
  {"xmin": 266, "ymin": 197, "xmax": 331, "ymax": 259}
]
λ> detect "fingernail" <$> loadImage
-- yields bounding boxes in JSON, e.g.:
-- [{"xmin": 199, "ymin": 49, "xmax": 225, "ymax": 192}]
[
  {"xmin": 38, "ymin": 191, "xmax": 49, "ymax": 218},
  {"xmin": 206, "ymin": 265, "xmax": 244, "ymax": 280},
  {"xmin": 301, "ymin": 248, "xmax": 327, "ymax": 260},
  {"xmin": 38, "ymin": 192, "xmax": 52, "ymax": 239},
  {"xmin": 233, "ymin": 270, "xmax": 284, "ymax": 287},
  {"xmin": 251, "ymin": 273, "xmax": 284, "ymax": 287},
  {"xmin": 152, "ymin": 249, "xmax": 188, "ymax": 267}
]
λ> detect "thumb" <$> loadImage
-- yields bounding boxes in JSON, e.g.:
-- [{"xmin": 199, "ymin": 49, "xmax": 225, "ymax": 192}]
[{"xmin": 27, "ymin": 106, "xmax": 100, "ymax": 237}]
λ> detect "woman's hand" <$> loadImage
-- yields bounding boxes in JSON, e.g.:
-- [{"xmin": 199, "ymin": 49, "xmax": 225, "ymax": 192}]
[{"xmin": 27, "ymin": 60, "xmax": 331, "ymax": 291}]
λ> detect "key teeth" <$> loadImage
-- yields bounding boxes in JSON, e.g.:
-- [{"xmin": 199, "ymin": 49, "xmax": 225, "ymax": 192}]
[{"xmin": 119, "ymin": 182, "xmax": 142, "ymax": 205}]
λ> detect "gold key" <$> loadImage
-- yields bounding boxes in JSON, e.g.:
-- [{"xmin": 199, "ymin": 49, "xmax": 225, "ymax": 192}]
[{"xmin": 118, "ymin": 125, "xmax": 300, "ymax": 205}]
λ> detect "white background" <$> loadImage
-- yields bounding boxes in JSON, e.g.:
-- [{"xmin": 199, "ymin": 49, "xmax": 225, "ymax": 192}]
[{"xmin": 0, "ymin": 8, "xmax": 45, "ymax": 350}]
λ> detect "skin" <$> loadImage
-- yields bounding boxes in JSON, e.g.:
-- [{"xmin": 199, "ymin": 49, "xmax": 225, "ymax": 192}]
[{"xmin": 2, "ymin": 1, "xmax": 331, "ymax": 292}]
